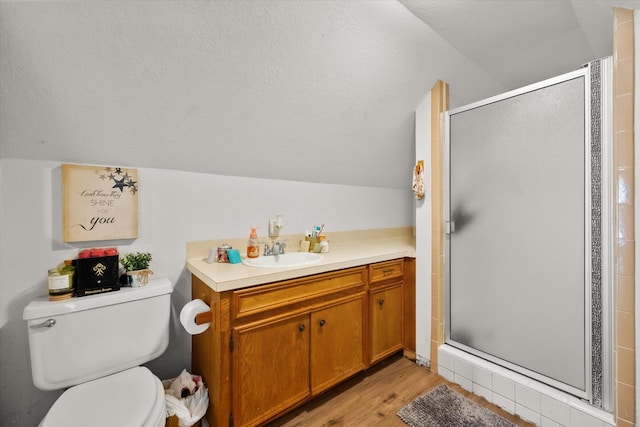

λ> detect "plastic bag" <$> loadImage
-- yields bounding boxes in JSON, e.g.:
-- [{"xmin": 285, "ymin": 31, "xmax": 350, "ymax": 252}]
[{"xmin": 163, "ymin": 369, "xmax": 209, "ymax": 427}]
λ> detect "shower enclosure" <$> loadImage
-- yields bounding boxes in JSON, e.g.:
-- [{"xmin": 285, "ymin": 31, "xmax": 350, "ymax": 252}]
[{"xmin": 444, "ymin": 60, "xmax": 612, "ymax": 408}]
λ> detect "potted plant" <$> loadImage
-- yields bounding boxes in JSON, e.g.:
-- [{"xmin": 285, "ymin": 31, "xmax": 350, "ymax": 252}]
[{"xmin": 120, "ymin": 252, "xmax": 153, "ymax": 287}]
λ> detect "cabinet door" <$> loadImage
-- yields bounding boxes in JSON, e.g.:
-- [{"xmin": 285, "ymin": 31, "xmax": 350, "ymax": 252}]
[
  {"xmin": 233, "ymin": 314, "xmax": 310, "ymax": 427},
  {"xmin": 370, "ymin": 284, "xmax": 403, "ymax": 364},
  {"xmin": 310, "ymin": 296, "xmax": 365, "ymax": 394}
]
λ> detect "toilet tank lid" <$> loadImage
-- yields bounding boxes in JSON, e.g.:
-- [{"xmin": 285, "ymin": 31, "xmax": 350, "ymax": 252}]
[{"xmin": 23, "ymin": 277, "xmax": 172, "ymax": 320}]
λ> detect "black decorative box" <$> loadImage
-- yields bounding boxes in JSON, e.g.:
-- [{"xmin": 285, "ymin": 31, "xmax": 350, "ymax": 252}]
[{"xmin": 74, "ymin": 248, "xmax": 120, "ymax": 297}]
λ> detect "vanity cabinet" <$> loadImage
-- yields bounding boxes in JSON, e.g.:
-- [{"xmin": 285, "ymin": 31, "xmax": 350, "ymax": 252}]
[
  {"xmin": 232, "ymin": 314, "xmax": 310, "ymax": 427},
  {"xmin": 231, "ymin": 295, "xmax": 365, "ymax": 427},
  {"xmin": 368, "ymin": 260, "xmax": 405, "ymax": 364},
  {"xmin": 370, "ymin": 285, "xmax": 403, "ymax": 363},
  {"xmin": 191, "ymin": 259, "xmax": 413, "ymax": 427},
  {"xmin": 310, "ymin": 296, "xmax": 365, "ymax": 393}
]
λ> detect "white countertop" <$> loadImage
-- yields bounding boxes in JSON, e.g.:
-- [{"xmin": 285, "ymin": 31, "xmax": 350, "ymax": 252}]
[{"xmin": 186, "ymin": 228, "xmax": 415, "ymax": 292}]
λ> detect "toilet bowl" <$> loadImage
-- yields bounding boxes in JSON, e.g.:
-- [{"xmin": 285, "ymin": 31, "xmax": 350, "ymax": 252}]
[
  {"xmin": 24, "ymin": 278, "xmax": 173, "ymax": 427},
  {"xmin": 40, "ymin": 367, "xmax": 165, "ymax": 427}
]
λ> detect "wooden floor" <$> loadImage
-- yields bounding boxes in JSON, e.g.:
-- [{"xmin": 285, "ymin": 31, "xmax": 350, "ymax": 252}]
[{"xmin": 266, "ymin": 353, "xmax": 535, "ymax": 427}]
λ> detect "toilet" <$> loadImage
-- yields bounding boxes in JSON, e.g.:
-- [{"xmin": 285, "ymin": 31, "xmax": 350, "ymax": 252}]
[{"xmin": 23, "ymin": 278, "xmax": 173, "ymax": 427}]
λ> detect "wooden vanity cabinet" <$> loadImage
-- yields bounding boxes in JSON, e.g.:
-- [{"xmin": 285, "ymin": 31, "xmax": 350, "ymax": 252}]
[
  {"xmin": 232, "ymin": 313, "xmax": 311, "ymax": 427},
  {"xmin": 310, "ymin": 296, "xmax": 365, "ymax": 394},
  {"xmin": 231, "ymin": 294, "xmax": 366, "ymax": 427},
  {"xmin": 192, "ymin": 259, "xmax": 414, "ymax": 427},
  {"xmin": 368, "ymin": 260, "xmax": 405, "ymax": 364}
]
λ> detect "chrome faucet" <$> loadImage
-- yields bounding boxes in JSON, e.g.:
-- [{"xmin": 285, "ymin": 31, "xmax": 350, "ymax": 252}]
[{"xmin": 265, "ymin": 215, "xmax": 285, "ymax": 256}]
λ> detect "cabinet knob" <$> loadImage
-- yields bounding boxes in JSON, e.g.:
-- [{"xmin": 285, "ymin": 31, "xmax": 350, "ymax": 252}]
[
  {"xmin": 298, "ymin": 324, "xmax": 306, "ymax": 332},
  {"xmin": 319, "ymin": 319, "xmax": 326, "ymax": 327},
  {"xmin": 378, "ymin": 298, "xmax": 385, "ymax": 306}
]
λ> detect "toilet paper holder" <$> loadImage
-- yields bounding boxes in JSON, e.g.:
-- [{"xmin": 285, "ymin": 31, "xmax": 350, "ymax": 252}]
[
  {"xmin": 180, "ymin": 298, "xmax": 215, "ymax": 334},
  {"xmin": 194, "ymin": 310, "xmax": 212, "ymax": 325}
]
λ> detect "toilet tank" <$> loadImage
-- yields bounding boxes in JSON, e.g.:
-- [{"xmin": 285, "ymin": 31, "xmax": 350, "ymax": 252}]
[{"xmin": 23, "ymin": 278, "xmax": 173, "ymax": 391}]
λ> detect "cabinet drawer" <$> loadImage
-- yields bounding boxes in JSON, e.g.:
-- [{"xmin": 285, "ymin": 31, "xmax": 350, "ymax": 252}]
[
  {"xmin": 369, "ymin": 259, "xmax": 404, "ymax": 284},
  {"xmin": 232, "ymin": 267, "xmax": 366, "ymax": 321}
]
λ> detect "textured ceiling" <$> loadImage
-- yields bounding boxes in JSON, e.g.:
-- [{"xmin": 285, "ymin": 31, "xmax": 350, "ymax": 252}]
[
  {"xmin": 400, "ymin": 0, "xmax": 639, "ymax": 90},
  {"xmin": 1, "ymin": 1, "xmax": 637, "ymax": 190}
]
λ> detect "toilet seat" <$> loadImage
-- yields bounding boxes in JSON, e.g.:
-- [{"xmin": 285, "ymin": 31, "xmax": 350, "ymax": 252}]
[{"xmin": 40, "ymin": 366, "xmax": 165, "ymax": 427}]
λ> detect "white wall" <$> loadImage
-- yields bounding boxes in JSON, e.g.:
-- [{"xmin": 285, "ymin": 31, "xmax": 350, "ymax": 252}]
[
  {"xmin": 414, "ymin": 92, "xmax": 431, "ymax": 365},
  {"xmin": 0, "ymin": 158, "xmax": 412, "ymax": 425}
]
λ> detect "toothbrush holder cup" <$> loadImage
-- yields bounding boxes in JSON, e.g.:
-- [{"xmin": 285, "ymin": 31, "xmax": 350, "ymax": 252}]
[{"xmin": 305, "ymin": 236, "xmax": 322, "ymax": 253}]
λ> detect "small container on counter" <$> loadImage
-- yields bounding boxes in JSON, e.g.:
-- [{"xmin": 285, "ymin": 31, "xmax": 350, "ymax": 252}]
[
  {"xmin": 216, "ymin": 244, "xmax": 232, "ymax": 263},
  {"xmin": 247, "ymin": 228, "xmax": 259, "ymax": 259},
  {"xmin": 305, "ymin": 236, "xmax": 320, "ymax": 252},
  {"xmin": 227, "ymin": 249, "xmax": 242, "ymax": 264},
  {"xmin": 207, "ymin": 248, "xmax": 216, "ymax": 263}
]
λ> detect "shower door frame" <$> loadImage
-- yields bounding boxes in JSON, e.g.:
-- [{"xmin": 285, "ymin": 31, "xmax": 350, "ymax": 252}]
[{"xmin": 443, "ymin": 64, "xmax": 613, "ymax": 407}]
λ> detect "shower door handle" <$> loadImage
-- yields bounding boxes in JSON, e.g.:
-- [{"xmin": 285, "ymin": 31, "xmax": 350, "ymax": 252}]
[{"xmin": 445, "ymin": 221, "xmax": 456, "ymax": 234}]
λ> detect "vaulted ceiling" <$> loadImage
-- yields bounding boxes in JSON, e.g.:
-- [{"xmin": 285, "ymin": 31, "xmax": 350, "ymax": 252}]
[
  {"xmin": 400, "ymin": 0, "xmax": 638, "ymax": 90},
  {"xmin": 1, "ymin": 1, "xmax": 636, "ymax": 190}
]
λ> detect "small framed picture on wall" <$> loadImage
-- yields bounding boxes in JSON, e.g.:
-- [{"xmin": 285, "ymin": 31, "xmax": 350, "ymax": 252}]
[{"xmin": 62, "ymin": 163, "xmax": 139, "ymax": 242}]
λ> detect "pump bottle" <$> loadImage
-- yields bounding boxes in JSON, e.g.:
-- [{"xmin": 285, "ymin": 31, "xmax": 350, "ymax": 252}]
[{"xmin": 247, "ymin": 227, "xmax": 259, "ymax": 258}]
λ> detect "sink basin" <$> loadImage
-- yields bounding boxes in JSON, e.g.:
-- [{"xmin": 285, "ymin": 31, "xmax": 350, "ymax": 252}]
[{"xmin": 243, "ymin": 252, "xmax": 323, "ymax": 268}]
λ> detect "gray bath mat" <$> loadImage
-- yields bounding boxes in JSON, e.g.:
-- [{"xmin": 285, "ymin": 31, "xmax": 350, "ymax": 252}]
[{"xmin": 397, "ymin": 384, "xmax": 516, "ymax": 427}]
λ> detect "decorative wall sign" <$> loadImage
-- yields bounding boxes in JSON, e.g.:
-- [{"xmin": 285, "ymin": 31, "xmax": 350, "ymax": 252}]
[{"xmin": 62, "ymin": 164, "xmax": 139, "ymax": 242}]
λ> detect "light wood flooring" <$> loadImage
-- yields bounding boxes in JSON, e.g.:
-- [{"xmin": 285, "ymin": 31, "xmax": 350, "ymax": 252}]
[{"xmin": 266, "ymin": 353, "xmax": 535, "ymax": 427}]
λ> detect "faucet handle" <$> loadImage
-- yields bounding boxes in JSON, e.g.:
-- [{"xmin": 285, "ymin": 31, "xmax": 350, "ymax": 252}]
[{"xmin": 274, "ymin": 241, "xmax": 287, "ymax": 254}]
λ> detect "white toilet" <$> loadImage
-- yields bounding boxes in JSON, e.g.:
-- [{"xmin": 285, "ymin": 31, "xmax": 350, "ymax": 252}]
[{"xmin": 23, "ymin": 277, "xmax": 173, "ymax": 427}]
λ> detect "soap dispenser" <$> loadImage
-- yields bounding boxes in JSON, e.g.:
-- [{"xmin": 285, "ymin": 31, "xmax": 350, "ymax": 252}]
[{"xmin": 247, "ymin": 227, "xmax": 259, "ymax": 258}]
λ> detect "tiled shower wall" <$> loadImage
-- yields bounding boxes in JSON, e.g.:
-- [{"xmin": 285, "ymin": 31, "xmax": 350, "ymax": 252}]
[
  {"xmin": 429, "ymin": 80, "xmax": 448, "ymax": 372},
  {"xmin": 613, "ymin": 7, "xmax": 635, "ymax": 427}
]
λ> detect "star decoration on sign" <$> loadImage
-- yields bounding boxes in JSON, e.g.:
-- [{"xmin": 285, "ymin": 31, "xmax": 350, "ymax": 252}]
[
  {"xmin": 98, "ymin": 166, "xmax": 138, "ymax": 194},
  {"xmin": 112, "ymin": 177, "xmax": 127, "ymax": 192},
  {"xmin": 127, "ymin": 179, "xmax": 138, "ymax": 194}
]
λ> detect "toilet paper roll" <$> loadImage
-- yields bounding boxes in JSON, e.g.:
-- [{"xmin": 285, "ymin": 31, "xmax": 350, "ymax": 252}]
[{"xmin": 180, "ymin": 299, "xmax": 211, "ymax": 335}]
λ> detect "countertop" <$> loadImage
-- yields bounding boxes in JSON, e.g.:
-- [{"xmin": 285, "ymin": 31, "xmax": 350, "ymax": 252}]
[{"xmin": 186, "ymin": 227, "xmax": 415, "ymax": 292}]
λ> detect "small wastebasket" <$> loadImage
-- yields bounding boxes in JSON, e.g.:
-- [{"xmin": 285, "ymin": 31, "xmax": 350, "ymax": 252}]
[{"xmin": 163, "ymin": 370, "xmax": 209, "ymax": 427}]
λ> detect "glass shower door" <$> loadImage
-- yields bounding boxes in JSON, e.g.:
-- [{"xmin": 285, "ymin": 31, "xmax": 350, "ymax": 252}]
[{"xmin": 445, "ymin": 71, "xmax": 588, "ymax": 397}]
